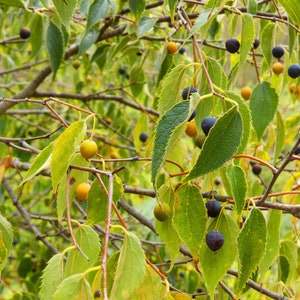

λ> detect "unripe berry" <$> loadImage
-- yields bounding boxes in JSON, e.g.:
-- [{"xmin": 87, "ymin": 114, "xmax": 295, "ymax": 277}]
[
  {"xmin": 272, "ymin": 62, "xmax": 284, "ymax": 75},
  {"xmin": 185, "ymin": 121, "xmax": 197, "ymax": 137},
  {"xmin": 75, "ymin": 183, "xmax": 91, "ymax": 201},
  {"xmin": 154, "ymin": 202, "xmax": 171, "ymax": 222},
  {"xmin": 241, "ymin": 87, "xmax": 252, "ymax": 100},
  {"xmin": 167, "ymin": 41, "xmax": 179, "ymax": 54},
  {"xmin": 80, "ymin": 140, "xmax": 98, "ymax": 160}
]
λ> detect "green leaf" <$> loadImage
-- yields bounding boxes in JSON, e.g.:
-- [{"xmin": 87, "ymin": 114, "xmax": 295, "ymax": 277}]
[
  {"xmin": 0, "ymin": 0, "xmax": 24, "ymax": 7},
  {"xmin": 53, "ymin": 274, "xmax": 92, "ymax": 300},
  {"xmin": 157, "ymin": 64, "xmax": 187, "ymax": 114},
  {"xmin": 64, "ymin": 225, "xmax": 101, "ymax": 277},
  {"xmin": 239, "ymin": 14, "xmax": 255, "ymax": 70},
  {"xmin": 250, "ymin": 82, "xmax": 278, "ymax": 140},
  {"xmin": 199, "ymin": 214, "xmax": 239, "ymax": 298},
  {"xmin": 173, "ymin": 184, "xmax": 207, "ymax": 259},
  {"xmin": 225, "ymin": 92, "xmax": 251, "ymax": 154},
  {"xmin": 274, "ymin": 110, "xmax": 285, "ymax": 163},
  {"xmin": 129, "ymin": 0, "xmax": 145, "ymax": 21},
  {"xmin": 46, "ymin": 21, "xmax": 64, "ymax": 79},
  {"xmin": 19, "ymin": 141, "xmax": 54, "ymax": 186},
  {"xmin": 156, "ymin": 52, "xmax": 174, "ymax": 87},
  {"xmin": 185, "ymin": 106, "xmax": 243, "ymax": 181},
  {"xmin": 87, "ymin": 175, "xmax": 123, "ymax": 225},
  {"xmin": 277, "ymin": 0, "xmax": 300, "ymax": 25},
  {"xmin": 226, "ymin": 165, "xmax": 247, "ymax": 215},
  {"xmin": 154, "ymin": 185, "xmax": 181, "ymax": 270},
  {"xmin": 86, "ymin": 0, "xmax": 110, "ymax": 31},
  {"xmin": 248, "ymin": 0, "xmax": 257, "ymax": 14},
  {"xmin": 261, "ymin": 23, "xmax": 275, "ymax": 68},
  {"xmin": 236, "ymin": 208, "xmax": 267, "ymax": 295},
  {"xmin": 152, "ymin": 99, "xmax": 198, "ymax": 185},
  {"xmin": 50, "ymin": 120, "xmax": 86, "ymax": 193},
  {"xmin": 30, "ymin": 14, "xmax": 44, "ymax": 59},
  {"xmin": 205, "ymin": 57, "xmax": 227, "ymax": 90},
  {"xmin": 0, "ymin": 214, "xmax": 13, "ymax": 274},
  {"xmin": 110, "ymin": 231, "xmax": 146, "ymax": 299},
  {"xmin": 167, "ymin": 0, "xmax": 177, "ymax": 21},
  {"xmin": 130, "ymin": 265, "xmax": 166, "ymax": 300},
  {"xmin": 56, "ymin": 153, "xmax": 89, "ymax": 221},
  {"xmin": 40, "ymin": 253, "xmax": 64, "ymax": 300},
  {"xmin": 137, "ymin": 17, "xmax": 157, "ymax": 37},
  {"xmin": 79, "ymin": 30, "xmax": 99, "ymax": 55},
  {"xmin": 259, "ymin": 209, "xmax": 281, "ymax": 279},
  {"xmin": 53, "ymin": 0, "xmax": 77, "ymax": 30}
]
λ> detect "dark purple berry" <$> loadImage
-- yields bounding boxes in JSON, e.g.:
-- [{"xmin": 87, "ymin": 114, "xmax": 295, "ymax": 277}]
[
  {"xmin": 188, "ymin": 109, "xmax": 197, "ymax": 122},
  {"xmin": 206, "ymin": 230, "xmax": 224, "ymax": 251},
  {"xmin": 214, "ymin": 178, "xmax": 221, "ymax": 185},
  {"xmin": 205, "ymin": 200, "xmax": 222, "ymax": 218},
  {"xmin": 182, "ymin": 86, "xmax": 197, "ymax": 100},
  {"xmin": 201, "ymin": 116, "xmax": 216, "ymax": 136},
  {"xmin": 294, "ymin": 146, "xmax": 300, "ymax": 155},
  {"xmin": 179, "ymin": 46, "xmax": 186, "ymax": 54},
  {"xmin": 19, "ymin": 27, "xmax": 31, "ymax": 39},
  {"xmin": 119, "ymin": 67, "xmax": 126, "ymax": 75},
  {"xmin": 139, "ymin": 132, "xmax": 148, "ymax": 143},
  {"xmin": 179, "ymin": 271, "xmax": 185, "ymax": 278},
  {"xmin": 253, "ymin": 38, "xmax": 260, "ymax": 49},
  {"xmin": 252, "ymin": 164, "xmax": 262, "ymax": 175},
  {"xmin": 287, "ymin": 64, "xmax": 300, "ymax": 79},
  {"xmin": 225, "ymin": 38, "xmax": 240, "ymax": 54},
  {"xmin": 272, "ymin": 46, "xmax": 284, "ymax": 59}
]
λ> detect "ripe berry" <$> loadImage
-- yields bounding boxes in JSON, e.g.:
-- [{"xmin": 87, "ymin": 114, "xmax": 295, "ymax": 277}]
[
  {"xmin": 179, "ymin": 46, "xmax": 186, "ymax": 54},
  {"xmin": 188, "ymin": 109, "xmax": 196, "ymax": 122},
  {"xmin": 19, "ymin": 27, "xmax": 31, "ymax": 39},
  {"xmin": 287, "ymin": 64, "xmax": 300, "ymax": 79},
  {"xmin": 154, "ymin": 202, "xmax": 171, "ymax": 222},
  {"xmin": 75, "ymin": 183, "xmax": 91, "ymax": 201},
  {"xmin": 206, "ymin": 230, "xmax": 224, "ymax": 251},
  {"xmin": 185, "ymin": 121, "xmax": 197, "ymax": 137},
  {"xmin": 201, "ymin": 116, "xmax": 216, "ymax": 136},
  {"xmin": 272, "ymin": 46, "xmax": 284, "ymax": 59},
  {"xmin": 119, "ymin": 67, "xmax": 126, "ymax": 75},
  {"xmin": 182, "ymin": 86, "xmax": 197, "ymax": 100},
  {"xmin": 205, "ymin": 200, "xmax": 222, "ymax": 218},
  {"xmin": 241, "ymin": 87, "xmax": 252, "ymax": 100},
  {"xmin": 139, "ymin": 132, "xmax": 149, "ymax": 143},
  {"xmin": 252, "ymin": 164, "xmax": 262, "ymax": 175},
  {"xmin": 272, "ymin": 62, "xmax": 284, "ymax": 75},
  {"xmin": 225, "ymin": 38, "xmax": 240, "ymax": 54},
  {"xmin": 80, "ymin": 140, "xmax": 98, "ymax": 160},
  {"xmin": 214, "ymin": 178, "xmax": 221, "ymax": 185},
  {"xmin": 252, "ymin": 38, "xmax": 260, "ymax": 49},
  {"xmin": 167, "ymin": 41, "xmax": 179, "ymax": 54},
  {"xmin": 294, "ymin": 146, "xmax": 300, "ymax": 155}
]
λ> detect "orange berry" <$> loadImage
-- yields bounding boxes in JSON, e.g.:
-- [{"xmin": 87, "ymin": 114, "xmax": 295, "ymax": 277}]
[
  {"xmin": 75, "ymin": 183, "xmax": 91, "ymax": 201},
  {"xmin": 241, "ymin": 87, "xmax": 252, "ymax": 100},
  {"xmin": 85, "ymin": 75, "xmax": 92, "ymax": 83},
  {"xmin": 80, "ymin": 140, "xmax": 98, "ymax": 159},
  {"xmin": 289, "ymin": 83, "xmax": 300, "ymax": 100},
  {"xmin": 185, "ymin": 121, "xmax": 197, "ymax": 137},
  {"xmin": 167, "ymin": 41, "xmax": 178, "ymax": 54},
  {"xmin": 272, "ymin": 62, "xmax": 284, "ymax": 75},
  {"xmin": 190, "ymin": 18, "xmax": 196, "ymax": 25}
]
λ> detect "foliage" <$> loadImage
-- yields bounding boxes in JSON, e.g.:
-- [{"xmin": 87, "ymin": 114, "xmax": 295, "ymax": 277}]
[{"xmin": 0, "ymin": 0, "xmax": 300, "ymax": 299}]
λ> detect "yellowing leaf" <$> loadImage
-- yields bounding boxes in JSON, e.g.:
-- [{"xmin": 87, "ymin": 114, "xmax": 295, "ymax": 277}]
[{"xmin": 0, "ymin": 214, "xmax": 13, "ymax": 274}]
